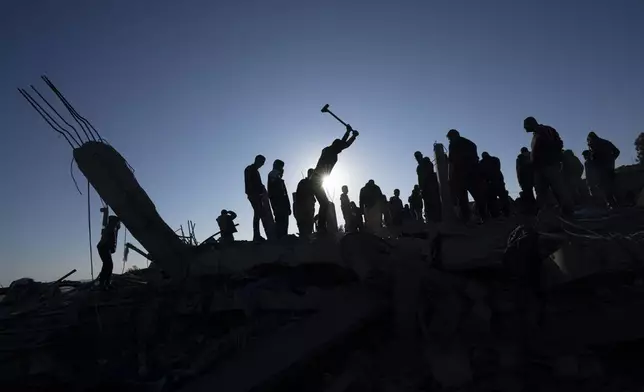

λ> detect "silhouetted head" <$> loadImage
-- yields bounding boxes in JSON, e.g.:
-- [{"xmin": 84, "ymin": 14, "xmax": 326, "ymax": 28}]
[
  {"xmin": 221, "ymin": 209, "xmax": 227, "ymax": 215},
  {"xmin": 368, "ymin": 179, "xmax": 375, "ymax": 186},
  {"xmin": 404, "ymin": 204, "xmax": 410, "ymax": 209},
  {"xmin": 341, "ymin": 185, "xmax": 348, "ymax": 194},
  {"xmin": 394, "ymin": 189, "xmax": 400, "ymax": 197},
  {"xmin": 520, "ymin": 147, "xmax": 529, "ymax": 154},
  {"xmin": 307, "ymin": 168, "xmax": 314, "ymax": 178},
  {"xmin": 331, "ymin": 139, "xmax": 344, "ymax": 151},
  {"xmin": 350, "ymin": 201, "xmax": 357, "ymax": 208},
  {"xmin": 107, "ymin": 215, "xmax": 120, "ymax": 229},
  {"xmin": 481, "ymin": 152, "xmax": 490, "ymax": 159},
  {"xmin": 413, "ymin": 184, "xmax": 420, "ymax": 191},
  {"xmin": 446, "ymin": 129, "xmax": 460, "ymax": 141},
  {"xmin": 587, "ymin": 131, "xmax": 598, "ymax": 145},
  {"xmin": 582, "ymin": 150, "xmax": 591, "ymax": 160},
  {"xmin": 254, "ymin": 154, "xmax": 266, "ymax": 168},
  {"xmin": 563, "ymin": 149, "xmax": 573, "ymax": 157},
  {"xmin": 414, "ymin": 151, "xmax": 423, "ymax": 162},
  {"xmin": 523, "ymin": 117, "xmax": 538, "ymax": 133},
  {"xmin": 273, "ymin": 159, "xmax": 284, "ymax": 170}
]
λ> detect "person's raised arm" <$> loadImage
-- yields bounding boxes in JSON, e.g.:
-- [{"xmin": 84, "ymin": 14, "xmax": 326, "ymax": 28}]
[{"xmin": 229, "ymin": 211, "xmax": 237, "ymax": 220}]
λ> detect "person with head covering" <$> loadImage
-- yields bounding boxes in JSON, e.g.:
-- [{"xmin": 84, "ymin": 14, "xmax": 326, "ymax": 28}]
[
  {"xmin": 389, "ymin": 189, "xmax": 404, "ymax": 227},
  {"xmin": 516, "ymin": 147, "xmax": 535, "ymax": 211},
  {"xmin": 311, "ymin": 125, "xmax": 358, "ymax": 234},
  {"xmin": 267, "ymin": 159, "xmax": 291, "ymax": 238},
  {"xmin": 244, "ymin": 154, "xmax": 267, "ymax": 241},
  {"xmin": 587, "ymin": 131, "xmax": 620, "ymax": 208},
  {"xmin": 446, "ymin": 129, "xmax": 487, "ymax": 223},
  {"xmin": 523, "ymin": 116, "xmax": 573, "ymax": 216},
  {"xmin": 295, "ymin": 168, "xmax": 316, "ymax": 238},
  {"xmin": 217, "ymin": 209, "xmax": 238, "ymax": 243},
  {"xmin": 360, "ymin": 179, "xmax": 383, "ymax": 232}
]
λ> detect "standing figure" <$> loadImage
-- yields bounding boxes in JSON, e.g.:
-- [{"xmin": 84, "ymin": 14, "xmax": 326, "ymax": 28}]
[
  {"xmin": 480, "ymin": 152, "xmax": 510, "ymax": 218},
  {"xmin": 360, "ymin": 180, "xmax": 383, "ymax": 232},
  {"xmin": 562, "ymin": 150, "xmax": 586, "ymax": 205},
  {"xmin": 97, "ymin": 215, "xmax": 121, "ymax": 290},
  {"xmin": 523, "ymin": 117, "xmax": 573, "ymax": 216},
  {"xmin": 582, "ymin": 150, "xmax": 603, "ymax": 205},
  {"xmin": 446, "ymin": 129, "xmax": 487, "ymax": 223},
  {"xmin": 244, "ymin": 155, "xmax": 269, "ymax": 241},
  {"xmin": 402, "ymin": 204, "xmax": 412, "ymax": 222},
  {"xmin": 349, "ymin": 202, "xmax": 364, "ymax": 232},
  {"xmin": 414, "ymin": 151, "xmax": 442, "ymax": 222},
  {"xmin": 340, "ymin": 185, "xmax": 353, "ymax": 230},
  {"xmin": 516, "ymin": 147, "xmax": 536, "ymax": 212},
  {"xmin": 267, "ymin": 159, "xmax": 292, "ymax": 238},
  {"xmin": 389, "ymin": 189, "xmax": 404, "ymax": 227},
  {"xmin": 216, "ymin": 209, "xmax": 238, "ymax": 243},
  {"xmin": 312, "ymin": 125, "xmax": 358, "ymax": 234},
  {"xmin": 294, "ymin": 168, "xmax": 316, "ymax": 238},
  {"xmin": 408, "ymin": 185, "xmax": 423, "ymax": 221},
  {"xmin": 587, "ymin": 131, "xmax": 620, "ymax": 208}
]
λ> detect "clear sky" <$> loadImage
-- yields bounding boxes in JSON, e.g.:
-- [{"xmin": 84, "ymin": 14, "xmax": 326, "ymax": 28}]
[{"xmin": 1, "ymin": 0, "xmax": 643, "ymax": 285}]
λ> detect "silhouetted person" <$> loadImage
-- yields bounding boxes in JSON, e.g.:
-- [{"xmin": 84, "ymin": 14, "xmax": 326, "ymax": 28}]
[
  {"xmin": 523, "ymin": 117, "xmax": 573, "ymax": 216},
  {"xmin": 217, "ymin": 209, "xmax": 238, "ymax": 243},
  {"xmin": 446, "ymin": 129, "xmax": 487, "ymax": 223},
  {"xmin": 480, "ymin": 152, "xmax": 509, "ymax": 218},
  {"xmin": 582, "ymin": 150, "xmax": 603, "ymax": 205},
  {"xmin": 381, "ymin": 194, "xmax": 391, "ymax": 227},
  {"xmin": 360, "ymin": 180, "xmax": 383, "ymax": 231},
  {"xmin": 244, "ymin": 155, "xmax": 267, "ymax": 241},
  {"xmin": 295, "ymin": 168, "xmax": 316, "ymax": 238},
  {"xmin": 516, "ymin": 147, "xmax": 535, "ymax": 212},
  {"xmin": 562, "ymin": 150, "xmax": 586, "ymax": 205},
  {"xmin": 587, "ymin": 131, "xmax": 620, "ymax": 208},
  {"xmin": 340, "ymin": 185, "xmax": 352, "ymax": 228},
  {"xmin": 312, "ymin": 125, "xmax": 358, "ymax": 234},
  {"xmin": 408, "ymin": 185, "xmax": 423, "ymax": 221},
  {"xmin": 97, "ymin": 215, "xmax": 120, "ymax": 290},
  {"xmin": 267, "ymin": 159, "xmax": 291, "ymax": 238},
  {"xmin": 389, "ymin": 189, "xmax": 404, "ymax": 227},
  {"xmin": 414, "ymin": 151, "xmax": 442, "ymax": 222}
]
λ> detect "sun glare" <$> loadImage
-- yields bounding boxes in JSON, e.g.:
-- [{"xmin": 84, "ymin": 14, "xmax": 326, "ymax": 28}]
[{"xmin": 322, "ymin": 171, "xmax": 347, "ymax": 198}]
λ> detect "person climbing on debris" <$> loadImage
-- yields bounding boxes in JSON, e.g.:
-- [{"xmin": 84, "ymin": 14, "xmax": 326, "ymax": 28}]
[
  {"xmin": 408, "ymin": 185, "xmax": 423, "ymax": 221},
  {"xmin": 516, "ymin": 147, "xmax": 535, "ymax": 213},
  {"xmin": 480, "ymin": 152, "xmax": 510, "ymax": 218},
  {"xmin": 446, "ymin": 129, "xmax": 487, "ymax": 223},
  {"xmin": 97, "ymin": 215, "xmax": 120, "ymax": 290},
  {"xmin": 414, "ymin": 151, "xmax": 441, "ymax": 222},
  {"xmin": 312, "ymin": 125, "xmax": 358, "ymax": 234},
  {"xmin": 244, "ymin": 155, "xmax": 267, "ymax": 241},
  {"xmin": 267, "ymin": 159, "xmax": 291, "ymax": 238},
  {"xmin": 562, "ymin": 150, "xmax": 586, "ymax": 206},
  {"xmin": 216, "ymin": 210, "xmax": 238, "ymax": 243},
  {"xmin": 294, "ymin": 168, "xmax": 316, "ymax": 238},
  {"xmin": 389, "ymin": 189, "xmax": 404, "ymax": 227},
  {"xmin": 587, "ymin": 131, "xmax": 620, "ymax": 208},
  {"xmin": 360, "ymin": 180, "xmax": 383, "ymax": 232},
  {"xmin": 523, "ymin": 117, "xmax": 573, "ymax": 217}
]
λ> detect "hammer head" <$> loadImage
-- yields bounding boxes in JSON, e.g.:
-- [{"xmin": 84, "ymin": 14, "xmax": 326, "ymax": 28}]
[{"xmin": 321, "ymin": 104, "xmax": 330, "ymax": 113}]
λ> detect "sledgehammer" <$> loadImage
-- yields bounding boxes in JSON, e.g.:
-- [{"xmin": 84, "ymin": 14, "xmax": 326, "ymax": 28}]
[{"xmin": 321, "ymin": 104, "xmax": 349, "ymax": 127}]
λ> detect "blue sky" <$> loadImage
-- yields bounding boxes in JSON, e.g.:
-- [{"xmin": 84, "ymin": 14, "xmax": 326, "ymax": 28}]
[{"xmin": 1, "ymin": 0, "xmax": 642, "ymax": 285}]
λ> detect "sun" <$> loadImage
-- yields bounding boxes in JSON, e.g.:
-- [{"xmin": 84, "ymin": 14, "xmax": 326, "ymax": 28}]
[{"xmin": 322, "ymin": 171, "xmax": 347, "ymax": 198}]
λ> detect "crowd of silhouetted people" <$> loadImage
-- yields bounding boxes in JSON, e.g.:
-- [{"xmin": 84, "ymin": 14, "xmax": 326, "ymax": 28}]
[{"xmin": 214, "ymin": 116, "xmax": 622, "ymax": 243}]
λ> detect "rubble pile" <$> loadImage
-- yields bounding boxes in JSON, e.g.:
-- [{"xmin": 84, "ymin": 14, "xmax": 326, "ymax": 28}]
[{"xmin": 2, "ymin": 208, "xmax": 644, "ymax": 392}]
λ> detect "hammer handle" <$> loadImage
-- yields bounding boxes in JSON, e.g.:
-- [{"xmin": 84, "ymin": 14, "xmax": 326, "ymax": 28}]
[{"xmin": 327, "ymin": 110, "xmax": 348, "ymax": 127}]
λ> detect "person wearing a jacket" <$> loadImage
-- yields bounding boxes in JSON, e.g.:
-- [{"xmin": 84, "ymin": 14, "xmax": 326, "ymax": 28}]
[
  {"xmin": 267, "ymin": 159, "xmax": 291, "ymax": 238},
  {"xmin": 217, "ymin": 210, "xmax": 238, "ymax": 243},
  {"xmin": 447, "ymin": 129, "xmax": 487, "ymax": 223},
  {"xmin": 516, "ymin": 147, "xmax": 535, "ymax": 212},
  {"xmin": 97, "ymin": 215, "xmax": 121, "ymax": 290},
  {"xmin": 244, "ymin": 155, "xmax": 267, "ymax": 241},
  {"xmin": 294, "ymin": 168, "xmax": 316, "ymax": 238}
]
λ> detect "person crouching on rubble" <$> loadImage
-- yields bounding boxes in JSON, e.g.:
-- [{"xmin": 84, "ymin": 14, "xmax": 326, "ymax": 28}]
[
  {"xmin": 217, "ymin": 209, "xmax": 238, "ymax": 243},
  {"xmin": 97, "ymin": 215, "xmax": 120, "ymax": 290}
]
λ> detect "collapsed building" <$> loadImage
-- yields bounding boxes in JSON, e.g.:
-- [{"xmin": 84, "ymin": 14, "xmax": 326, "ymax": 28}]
[{"xmin": 3, "ymin": 77, "xmax": 644, "ymax": 392}]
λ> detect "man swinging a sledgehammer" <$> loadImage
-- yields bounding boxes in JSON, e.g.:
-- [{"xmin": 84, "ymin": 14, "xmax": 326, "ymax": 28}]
[{"xmin": 314, "ymin": 104, "xmax": 359, "ymax": 234}]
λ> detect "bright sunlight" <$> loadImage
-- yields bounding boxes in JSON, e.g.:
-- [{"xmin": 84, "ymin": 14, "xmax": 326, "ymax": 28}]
[{"xmin": 322, "ymin": 170, "xmax": 347, "ymax": 198}]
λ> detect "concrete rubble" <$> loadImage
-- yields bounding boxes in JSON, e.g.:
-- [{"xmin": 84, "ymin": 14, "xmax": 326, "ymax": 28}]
[{"xmin": 2, "ymin": 208, "xmax": 644, "ymax": 391}]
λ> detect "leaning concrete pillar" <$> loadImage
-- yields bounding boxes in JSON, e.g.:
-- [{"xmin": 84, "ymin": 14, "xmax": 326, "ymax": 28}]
[
  {"xmin": 434, "ymin": 143, "xmax": 457, "ymax": 223},
  {"xmin": 74, "ymin": 142, "xmax": 189, "ymax": 278}
]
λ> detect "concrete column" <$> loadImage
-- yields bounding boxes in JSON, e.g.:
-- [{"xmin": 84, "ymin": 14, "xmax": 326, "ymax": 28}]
[
  {"xmin": 434, "ymin": 143, "xmax": 457, "ymax": 224},
  {"xmin": 74, "ymin": 142, "xmax": 189, "ymax": 278}
]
